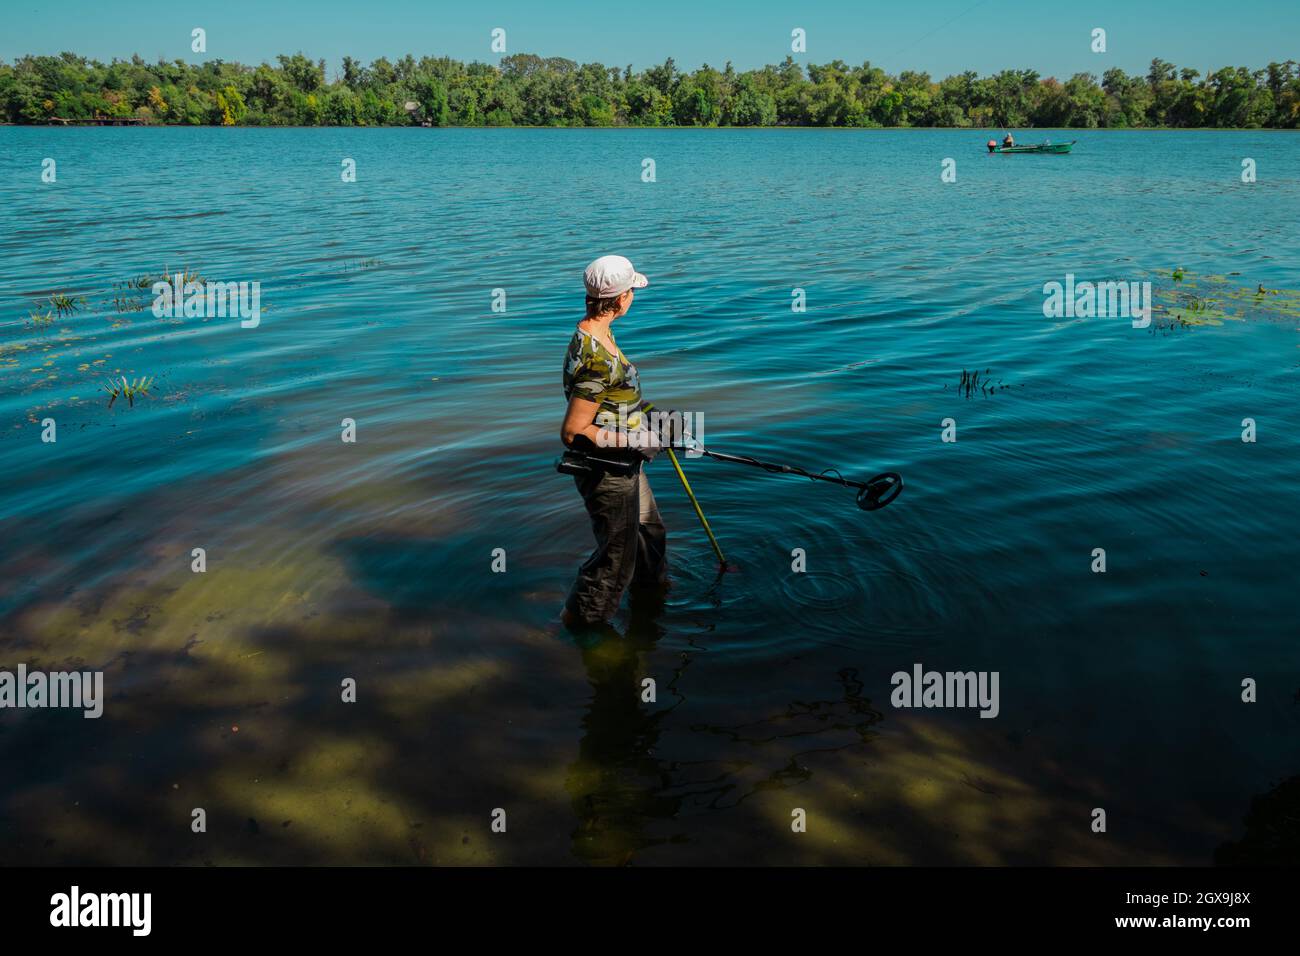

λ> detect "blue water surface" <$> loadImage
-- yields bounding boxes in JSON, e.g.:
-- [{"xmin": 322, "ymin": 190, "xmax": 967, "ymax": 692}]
[{"xmin": 1, "ymin": 127, "xmax": 1297, "ymax": 865}]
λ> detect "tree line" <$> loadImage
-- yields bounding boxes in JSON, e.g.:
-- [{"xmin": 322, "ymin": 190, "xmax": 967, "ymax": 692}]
[{"xmin": 2, "ymin": 52, "xmax": 1298, "ymax": 128}]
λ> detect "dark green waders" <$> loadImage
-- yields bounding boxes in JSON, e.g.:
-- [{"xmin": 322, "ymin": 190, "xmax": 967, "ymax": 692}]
[{"xmin": 561, "ymin": 454, "xmax": 668, "ymax": 624}]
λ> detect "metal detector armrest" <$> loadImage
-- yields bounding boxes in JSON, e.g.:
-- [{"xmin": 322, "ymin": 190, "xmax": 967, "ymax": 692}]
[{"xmin": 556, "ymin": 449, "xmax": 640, "ymax": 478}]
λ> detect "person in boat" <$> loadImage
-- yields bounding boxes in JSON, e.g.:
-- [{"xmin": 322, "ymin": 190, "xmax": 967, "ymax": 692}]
[
  {"xmin": 560, "ymin": 255, "xmax": 673, "ymax": 628},
  {"xmin": 1002, "ymin": 132, "xmax": 1015, "ymax": 149}
]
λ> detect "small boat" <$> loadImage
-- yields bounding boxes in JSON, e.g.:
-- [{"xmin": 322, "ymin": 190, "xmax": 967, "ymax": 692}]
[{"xmin": 989, "ymin": 141, "xmax": 1076, "ymax": 154}]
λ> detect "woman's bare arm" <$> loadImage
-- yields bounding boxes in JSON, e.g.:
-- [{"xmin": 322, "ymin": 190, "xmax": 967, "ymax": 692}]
[
  {"xmin": 561, "ymin": 395, "xmax": 658, "ymax": 452},
  {"xmin": 561, "ymin": 395, "xmax": 614, "ymax": 448}
]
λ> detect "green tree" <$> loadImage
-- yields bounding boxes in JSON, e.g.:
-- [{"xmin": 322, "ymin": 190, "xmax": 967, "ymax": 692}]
[
  {"xmin": 277, "ymin": 53, "xmax": 324, "ymax": 92},
  {"xmin": 0, "ymin": 48, "xmax": 1294, "ymax": 129},
  {"xmin": 726, "ymin": 83, "xmax": 777, "ymax": 125},
  {"xmin": 212, "ymin": 84, "xmax": 247, "ymax": 125},
  {"xmin": 411, "ymin": 74, "xmax": 449, "ymax": 126}
]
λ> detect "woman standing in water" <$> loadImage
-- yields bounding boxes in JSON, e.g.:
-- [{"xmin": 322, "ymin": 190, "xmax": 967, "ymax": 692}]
[{"xmin": 560, "ymin": 255, "xmax": 670, "ymax": 627}]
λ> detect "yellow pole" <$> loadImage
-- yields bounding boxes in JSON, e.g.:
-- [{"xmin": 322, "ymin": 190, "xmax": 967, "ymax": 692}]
[{"xmin": 665, "ymin": 448, "xmax": 726, "ymax": 566}]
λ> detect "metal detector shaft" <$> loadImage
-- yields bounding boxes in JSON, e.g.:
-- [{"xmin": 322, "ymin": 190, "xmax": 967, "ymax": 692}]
[
  {"xmin": 680, "ymin": 441, "xmax": 904, "ymax": 512},
  {"xmin": 695, "ymin": 448, "xmax": 870, "ymax": 492},
  {"xmin": 665, "ymin": 448, "xmax": 727, "ymax": 565}
]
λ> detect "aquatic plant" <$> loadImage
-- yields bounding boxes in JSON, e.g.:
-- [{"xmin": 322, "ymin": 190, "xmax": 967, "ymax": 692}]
[
  {"xmin": 102, "ymin": 375, "xmax": 154, "ymax": 408},
  {"xmin": 111, "ymin": 295, "xmax": 145, "ymax": 313},
  {"xmin": 1152, "ymin": 271, "xmax": 1300, "ymax": 326},
  {"xmin": 47, "ymin": 293, "xmax": 86, "ymax": 317},
  {"xmin": 162, "ymin": 266, "xmax": 204, "ymax": 286},
  {"xmin": 955, "ymin": 368, "xmax": 1008, "ymax": 397},
  {"xmin": 342, "ymin": 257, "xmax": 384, "ymax": 271},
  {"xmin": 110, "ymin": 274, "xmax": 158, "ymax": 291},
  {"xmin": 27, "ymin": 308, "xmax": 56, "ymax": 327},
  {"xmin": 1150, "ymin": 314, "xmax": 1191, "ymax": 333}
]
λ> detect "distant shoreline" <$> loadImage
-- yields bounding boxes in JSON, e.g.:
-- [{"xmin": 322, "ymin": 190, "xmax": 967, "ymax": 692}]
[
  {"xmin": 4, "ymin": 52, "xmax": 1296, "ymax": 131},
  {"xmin": 3, "ymin": 122, "xmax": 1296, "ymax": 132}
]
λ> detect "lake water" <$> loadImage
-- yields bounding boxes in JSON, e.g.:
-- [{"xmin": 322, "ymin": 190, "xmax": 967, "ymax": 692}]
[{"xmin": 1, "ymin": 127, "xmax": 1297, "ymax": 865}]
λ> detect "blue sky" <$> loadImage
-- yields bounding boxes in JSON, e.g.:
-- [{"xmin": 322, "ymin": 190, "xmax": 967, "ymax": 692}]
[{"xmin": 4, "ymin": 0, "xmax": 1297, "ymax": 78}]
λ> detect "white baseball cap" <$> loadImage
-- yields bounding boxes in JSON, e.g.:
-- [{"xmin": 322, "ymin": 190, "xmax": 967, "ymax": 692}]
[{"xmin": 583, "ymin": 255, "xmax": 649, "ymax": 298}]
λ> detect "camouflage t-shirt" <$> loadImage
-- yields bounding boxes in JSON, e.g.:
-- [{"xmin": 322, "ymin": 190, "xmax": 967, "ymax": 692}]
[{"xmin": 562, "ymin": 327, "xmax": 652, "ymax": 431}]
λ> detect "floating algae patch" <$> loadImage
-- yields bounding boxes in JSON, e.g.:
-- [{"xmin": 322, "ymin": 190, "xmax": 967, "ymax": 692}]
[
  {"xmin": 0, "ymin": 514, "xmax": 566, "ymax": 864},
  {"xmin": 1152, "ymin": 270, "xmax": 1300, "ymax": 327},
  {"xmin": 734, "ymin": 715, "xmax": 1196, "ymax": 865}
]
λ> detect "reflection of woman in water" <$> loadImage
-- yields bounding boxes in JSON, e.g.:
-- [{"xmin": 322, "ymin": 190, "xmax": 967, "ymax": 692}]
[
  {"xmin": 565, "ymin": 622, "xmax": 680, "ymax": 865},
  {"xmin": 563, "ymin": 619, "xmax": 888, "ymax": 865}
]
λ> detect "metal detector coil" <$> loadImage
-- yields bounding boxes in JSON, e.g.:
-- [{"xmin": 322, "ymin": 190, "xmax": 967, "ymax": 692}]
[{"xmin": 856, "ymin": 472, "xmax": 904, "ymax": 511}]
